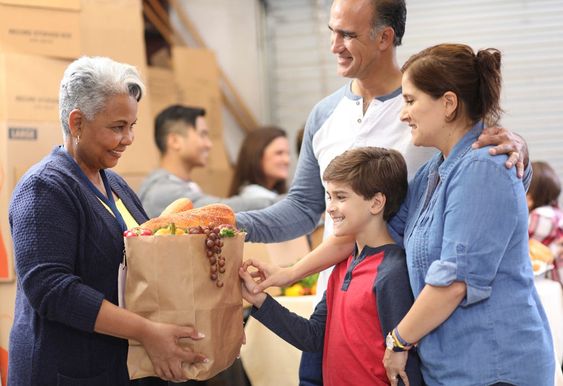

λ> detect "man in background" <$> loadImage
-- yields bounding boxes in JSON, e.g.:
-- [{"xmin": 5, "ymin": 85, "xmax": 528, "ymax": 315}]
[{"xmin": 139, "ymin": 104, "xmax": 278, "ymax": 217}]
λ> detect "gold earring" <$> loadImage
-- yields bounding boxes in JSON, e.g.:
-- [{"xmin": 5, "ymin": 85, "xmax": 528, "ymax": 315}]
[{"xmin": 75, "ymin": 135, "xmax": 80, "ymax": 145}]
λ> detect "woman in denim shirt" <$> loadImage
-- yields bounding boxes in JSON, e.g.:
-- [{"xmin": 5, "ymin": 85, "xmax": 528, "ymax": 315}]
[{"xmin": 381, "ymin": 44, "xmax": 554, "ymax": 385}]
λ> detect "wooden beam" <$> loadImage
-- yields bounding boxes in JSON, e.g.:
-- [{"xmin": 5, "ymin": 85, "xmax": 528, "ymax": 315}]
[
  {"xmin": 168, "ymin": 0, "xmax": 259, "ymax": 132},
  {"xmin": 143, "ymin": 1, "xmax": 176, "ymax": 46}
]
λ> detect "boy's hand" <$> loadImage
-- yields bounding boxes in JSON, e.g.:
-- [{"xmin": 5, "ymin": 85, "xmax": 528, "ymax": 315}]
[
  {"xmin": 242, "ymin": 259, "xmax": 293, "ymax": 293},
  {"xmin": 472, "ymin": 126, "xmax": 528, "ymax": 178},
  {"xmin": 239, "ymin": 266, "xmax": 267, "ymax": 308}
]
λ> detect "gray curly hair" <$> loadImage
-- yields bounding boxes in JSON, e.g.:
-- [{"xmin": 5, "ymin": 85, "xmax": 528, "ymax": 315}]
[{"xmin": 59, "ymin": 56, "xmax": 145, "ymax": 138}]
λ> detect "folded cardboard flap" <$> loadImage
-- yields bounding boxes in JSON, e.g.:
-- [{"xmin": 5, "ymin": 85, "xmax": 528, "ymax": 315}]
[
  {"xmin": 124, "ymin": 233, "xmax": 245, "ymax": 380},
  {"xmin": 0, "ymin": 53, "xmax": 70, "ymax": 122},
  {"xmin": 0, "ymin": 0, "xmax": 80, "ymax": 10}
]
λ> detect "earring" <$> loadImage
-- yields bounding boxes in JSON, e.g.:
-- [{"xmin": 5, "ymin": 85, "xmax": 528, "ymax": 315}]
[{"xmin": 75, "ymin": 134, "xmax": 80, "ymax": 145}]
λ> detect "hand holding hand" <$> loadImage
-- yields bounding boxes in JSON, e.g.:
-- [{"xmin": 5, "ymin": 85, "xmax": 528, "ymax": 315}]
[
  {"xmin": 242, "ymin": 259, "xmax": 293, "ymax": 293},
  {"xmin": 383, "ymin": 349, "xmax": 409, "ymax": 386},
  {"xmin": 140, "ymin": 321, "xmax": 207, "ymax": 382},
  {"xmin": 472, "ymin": 126, "xmax": 528, "ymax": 178},
  {"xmin": 239, "ymin": 266, "xmax": 267, "ymax": 307}
]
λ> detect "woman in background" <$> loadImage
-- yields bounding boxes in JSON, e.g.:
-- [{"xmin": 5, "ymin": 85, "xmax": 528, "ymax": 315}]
[
  {"xmin": 228, "ymin": 126, "xmax": 289, "ymax": 202},
  {"xmin": 528, "ymin": 160, "xmax": 563, "ymax": 282}
]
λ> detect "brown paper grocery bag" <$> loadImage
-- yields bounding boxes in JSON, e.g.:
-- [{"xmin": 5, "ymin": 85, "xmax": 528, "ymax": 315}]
[{"xmin": 123, "ymin": 233, "xmax": 245, "ymax": 380}]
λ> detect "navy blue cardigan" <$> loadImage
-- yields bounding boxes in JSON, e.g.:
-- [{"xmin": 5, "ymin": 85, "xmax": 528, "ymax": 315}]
[{"xmin": 8, "ymin": 146, "xmax": 148, "ymax": 386}]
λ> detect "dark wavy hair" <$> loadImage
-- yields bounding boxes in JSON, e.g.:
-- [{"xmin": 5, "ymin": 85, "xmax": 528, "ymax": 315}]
[
  {"xmin": 228, "ymin": 126, "xmax": 288, "ymax": 196},
  {"xmin": 528, "ymin": 161, "xmax": 561, "ymax": 210}
]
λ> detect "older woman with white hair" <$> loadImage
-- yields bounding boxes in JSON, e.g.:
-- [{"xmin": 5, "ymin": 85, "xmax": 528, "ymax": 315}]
[{"xmin": 8, "ymin": 56, "xmax": 205, "ymax": 386}]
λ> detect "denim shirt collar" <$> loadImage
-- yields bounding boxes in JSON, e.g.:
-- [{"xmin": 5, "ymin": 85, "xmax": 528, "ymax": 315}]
[{"xmin": 427, "ymin": 121, "xmax": 485, "ymax": 181}]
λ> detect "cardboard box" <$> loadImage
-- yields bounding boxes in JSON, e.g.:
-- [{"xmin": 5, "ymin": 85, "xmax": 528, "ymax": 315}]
[
  {"xmin": 79, "ymin": 0, "xmax": 157, "ymax": 176},
  {"xmin": 172, "ymin": 47, "xmax": 223, "ymax": 141},
  {"xmin": 207, "ymin": 142, "xmax": 232, "ymax": 170},
  {"xmin": 147, "ymin": 66, "xmax": 179, "ymax": 119},
  {"xmin": 80, "ymin": 0, "xmax": 146, "ymax": 70},
  {"xmin": 0, "ymin": 0, "xmax": 81, "ymax": 60},
  {"xmin": 244, "ymin": 236, "xmax": 311, "ymax": 268},
  {"xmin": 191, "ymin": 167, "xmax": 233, "ymax": 198},
  {"xmin": 0, "ymin": 52, "xmax": 70, "ymax": 122}
]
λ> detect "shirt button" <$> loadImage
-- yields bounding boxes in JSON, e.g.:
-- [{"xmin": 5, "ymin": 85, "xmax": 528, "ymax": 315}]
[
  {"xmin": 357, "ymin": 118, "xmax": 362, "ymax": 123},
  {"xmin": 356, "ymin": 101, "xmax": 360, "ymax": 105}
]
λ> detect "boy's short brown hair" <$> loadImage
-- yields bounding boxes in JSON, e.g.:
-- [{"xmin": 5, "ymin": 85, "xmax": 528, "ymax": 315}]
[{"xmin": 323, "ymin": 147, "xmax": 408, "ymax": 221}]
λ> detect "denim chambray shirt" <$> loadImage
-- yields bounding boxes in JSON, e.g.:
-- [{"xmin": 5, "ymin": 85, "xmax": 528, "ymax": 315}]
[{"xmin": 390, "ymin": 123, "xmax": 554, "ymax": 386}]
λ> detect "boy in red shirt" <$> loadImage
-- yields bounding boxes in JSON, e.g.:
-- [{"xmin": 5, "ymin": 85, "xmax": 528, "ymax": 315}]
[{"xmin": 240, "ymin": 147, "xmax": 422, "ymax": 386}]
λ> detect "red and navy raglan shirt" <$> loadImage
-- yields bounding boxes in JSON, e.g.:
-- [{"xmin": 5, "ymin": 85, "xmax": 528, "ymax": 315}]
[{"xmin": 251, "ymin": 243, "xmax": 423, "ymax": 386}]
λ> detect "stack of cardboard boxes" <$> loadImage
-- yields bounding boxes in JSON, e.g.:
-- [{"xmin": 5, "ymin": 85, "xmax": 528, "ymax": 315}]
[
  {"xmin": 0, "ymin": 1, "xmax": 154, "ymax": 383},
  {"xmin": 148, "ymin": 46, "xmax": 232, "ymax": 197}
]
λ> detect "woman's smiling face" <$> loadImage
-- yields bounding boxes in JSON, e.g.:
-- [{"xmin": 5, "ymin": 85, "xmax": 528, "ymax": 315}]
[
  {"xmin": 400, "ymin": 71, "xmax": 448, "ymax": 150},
  {"xmin": 75, "ymin": 93, "xmax": 138, "ymax": 173}
]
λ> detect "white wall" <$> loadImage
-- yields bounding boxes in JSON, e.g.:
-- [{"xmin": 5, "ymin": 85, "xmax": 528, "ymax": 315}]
[{"xmin": 171, "ymin": 0, "xmax": 268, "ymax": 162}]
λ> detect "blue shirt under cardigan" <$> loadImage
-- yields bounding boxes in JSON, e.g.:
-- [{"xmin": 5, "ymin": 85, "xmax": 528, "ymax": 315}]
[
  {"xmin": 8, "ymin": 146, "xmax": 148, "ymax": 386},
  {"xmin": 390, "ymin": 124, "xmax": 554, "ymax": 386}
]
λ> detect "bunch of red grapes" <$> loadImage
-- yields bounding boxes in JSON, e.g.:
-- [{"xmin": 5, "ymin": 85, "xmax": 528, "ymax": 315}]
[{"xmin": 188, "ymin": 224, "xmax": 226, "ymax": 288}]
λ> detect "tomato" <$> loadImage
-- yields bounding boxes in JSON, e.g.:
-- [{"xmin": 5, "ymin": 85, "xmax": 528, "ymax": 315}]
[{"xmin": 123, "ymin": 227, "xmax": 153, "ymax": 237}]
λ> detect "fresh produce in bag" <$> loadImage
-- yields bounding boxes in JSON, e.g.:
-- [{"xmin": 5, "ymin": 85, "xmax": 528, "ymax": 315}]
[{"xmin": 122, "ymin": 201, "xmax": 244, "ymax": 380}]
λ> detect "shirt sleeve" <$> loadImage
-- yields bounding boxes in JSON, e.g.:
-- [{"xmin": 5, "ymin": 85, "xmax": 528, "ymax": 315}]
[
  {"xmin": 9, "ymin": 174, "xmax": 104, "ymax": 332},
  {"xmin": 425, "ymin": 158, "xmax": 522, "ymax": 306},
  {"xmin": 251, "ymin": 293, "xmax": 326, "ymax": 352},
  {"xmin": 193, "ymin": 192, "xmax": 278, "ymax": 213},
  {"xmin": 376, "ymin": 248, "xmax": 414, "ymax": 334},
  {"xmin": 236, "ymin": 116, "xmax": 325, "ymax": 242}
]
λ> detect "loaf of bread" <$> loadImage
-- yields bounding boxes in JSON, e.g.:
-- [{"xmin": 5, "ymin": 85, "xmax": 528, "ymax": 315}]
[
  {"xmin": 159, "ymin": 197, "xmax": 193, "ymax": 217},
  {"xmin": 141, "ymin": 203, "xmax": 236, "ymax": 232},
  {"xmin": 529, "ymin": 239, "xmax": 554, "ymax": 264}
]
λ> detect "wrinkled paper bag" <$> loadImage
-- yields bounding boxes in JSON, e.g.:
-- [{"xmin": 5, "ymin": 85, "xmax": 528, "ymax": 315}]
[{"xmin": 123, "ymin": 233, "xmax": 245, "ymax": 380}]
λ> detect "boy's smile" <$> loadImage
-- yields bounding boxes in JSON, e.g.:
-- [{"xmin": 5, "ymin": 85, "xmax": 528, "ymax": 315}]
[{"xmin": 326, "ymin": 181, "xmax": 375, "ymax": 239}]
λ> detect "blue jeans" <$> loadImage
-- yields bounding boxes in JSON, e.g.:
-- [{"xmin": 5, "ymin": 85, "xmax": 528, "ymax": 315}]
[{"xmin": 298, "ymin": 351, "xmax": 323, "ymax": 386}]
